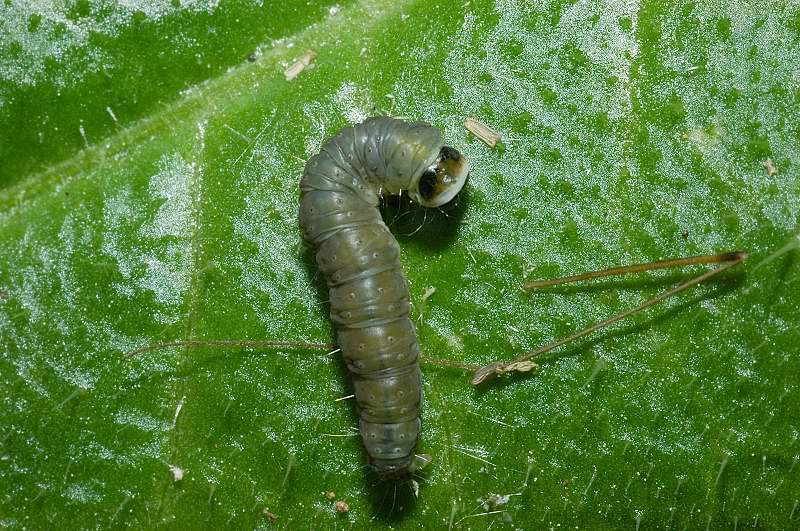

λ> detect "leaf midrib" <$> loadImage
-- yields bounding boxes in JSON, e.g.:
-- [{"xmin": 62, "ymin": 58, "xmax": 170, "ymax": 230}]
[{"xmin": 0, "ymin": 0, "xmax": 406, "ymax": 213}]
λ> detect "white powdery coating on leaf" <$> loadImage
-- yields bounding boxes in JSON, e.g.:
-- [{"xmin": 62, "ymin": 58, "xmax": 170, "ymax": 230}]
[
  {"xmin": 63, "ymin": 481, "xmax": 104, "ymax": 504},
  {"xmin": 651, "ymin": 3, "xmax": 800, "ymax": 237},
  {"xmin": 113, "ymin": 408, "xmax": 172, "ymax": 433},
  {"xmin": 9, "ymin": 355, "xmax": 50, "ymax": 399},
  {"xmin": 138, "ymin": 154, "xmax": 195, "ymax": 309},
  {"xmin": 102, "ymin": 186, "xmax": 136, "ymax": 279},
  {"xmin": 51, "ymin": 362, "xmax": 96, "ymax": 390},
  {"xmin": 333, "ymin": 81, "xmax": 373, "ymax": 125},
  {"xmin": 303, "ymin": 101, "xmax": 328, "ymax": 157},
  {"xmin": 395, "ymin": 0, "xmax": 643, "ymax": 305},
  {"xmin": 0, "ymin": 0, "xmax": 221, "ymax": 88},
  {"xmin": 141, "ymin": 155, "xmax": 195, "ymax": 241},
  {"xmin": 102, "ymin": 153, "xmax": 195, "ymax": 323},
  {"xmin": 77, "ymin": 440, "xmax": 131, "ymax": 466},
  {"xmin": 394, "ymin": 0, "xmax": 643, "ymax": 373},
  {"xmin": 56, "ymin": 215, "xmax": 79, "ymax": 312},
  {"xmin": 231, "ymin": 131, "xmax": 321, "ymax": 337},
  {"xmin": 303, "ymin": 81, "xmax": 373, "ymax": 157},
  {"xmin": 18, "ymin": 264, "xmax": 45, "ymax": 325},
  {"xmin": 389, "ymin": 0, "xmax": 782, "ymax": 472}
]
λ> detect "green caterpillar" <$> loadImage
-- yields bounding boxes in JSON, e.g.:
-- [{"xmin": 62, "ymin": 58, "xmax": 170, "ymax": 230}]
[{"xmin": 298, "ymin": 116, "xmax": 469, "ymax": 478}]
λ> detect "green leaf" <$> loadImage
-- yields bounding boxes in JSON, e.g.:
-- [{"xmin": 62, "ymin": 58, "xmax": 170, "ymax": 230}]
[{"xmin": 2, "ymin": 0, "xmax": 799, "ymax": 528}]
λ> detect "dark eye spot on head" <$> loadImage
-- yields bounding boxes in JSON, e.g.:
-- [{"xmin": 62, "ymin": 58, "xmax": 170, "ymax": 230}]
[
  {"xmin": 419, "ymin": 169, "xmax": 437, "ymax": 200},
  {"xmin": 440, "ymin": 146, "xmax": 461, "ymax": 161}
]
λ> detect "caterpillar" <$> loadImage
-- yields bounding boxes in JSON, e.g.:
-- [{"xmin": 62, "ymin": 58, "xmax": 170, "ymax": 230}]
[
  {"xmin": 127, "ymin": 114, "xmax": 746, "ymax": 487},
  {"xmin": 298, "ymin": 116, "xmax": 469, "ymax": 479}
]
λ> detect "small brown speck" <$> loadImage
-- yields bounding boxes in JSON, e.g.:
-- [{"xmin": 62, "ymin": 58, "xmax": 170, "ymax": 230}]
[
  {"xmin": 335, "ymin": 500, "xmax": 349, "ymax": 513},
  {"xmin": 0, "ymin": 289, "xmax": 8, "ymax": 300},
  {"xmin": 324, "ymin": 490, "xmax": 336, "ymax": 500},
  {"xmin": 262, "ymin": 508, "xmax": 278, "ymax": 523},
  {"xmin": 763, "ymin": 158, "xmax": 778, "ymax": 176},
  {"xmin": 681, "ymin": 229, "xmax": 689, "ymax": 240}
]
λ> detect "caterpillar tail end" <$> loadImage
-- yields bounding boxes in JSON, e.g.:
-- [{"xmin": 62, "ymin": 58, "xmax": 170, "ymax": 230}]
[{"xmin": 372, "ymin": 453, "xmax": 432, "ymax": 480}]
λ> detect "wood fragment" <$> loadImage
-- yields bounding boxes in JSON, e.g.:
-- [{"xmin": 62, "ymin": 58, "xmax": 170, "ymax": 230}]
[
  {"xmin": 284, "ymin": 51, "xmax": 317, "ymax": 81},
  {"xmin": 479, "ymin": 493, "xmax": 512, "ymax": 510},
  {"xmin": 497, "ymin": 360, "xmax": 538, "ymax": 375},
  {"xmin": 464, "ymin": 117, "xmax": 502, "ymax": 148},
  {"xmin": 262, "ymin": 508, "xmax": 278, "ymax": 523},
  {"xmin": 763, "ymin": 158, "xmax": 778, "ymax": 176}
]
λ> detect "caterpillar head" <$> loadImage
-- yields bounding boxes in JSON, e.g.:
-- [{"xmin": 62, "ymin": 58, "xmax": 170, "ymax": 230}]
[{"xmin": 409, "ymin": 146, "xmax": 469, "ymax": 207}]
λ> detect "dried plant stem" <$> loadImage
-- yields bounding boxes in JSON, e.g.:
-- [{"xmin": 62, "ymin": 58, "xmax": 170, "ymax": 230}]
[{"xmin": 472, "ymin": 251, "xmax": 748, "ymax": 385}]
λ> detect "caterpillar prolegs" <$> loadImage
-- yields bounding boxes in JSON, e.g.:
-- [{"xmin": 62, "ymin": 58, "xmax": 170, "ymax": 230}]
[{"xmin": 298, "ymin": 117, "xmax": 469, "ymax": 478}]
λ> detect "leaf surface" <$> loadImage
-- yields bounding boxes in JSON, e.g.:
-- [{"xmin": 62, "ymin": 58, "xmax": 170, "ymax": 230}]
[{"xmin": 1, "ymin": 0, "xmax": 798, "ymax": 528}]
